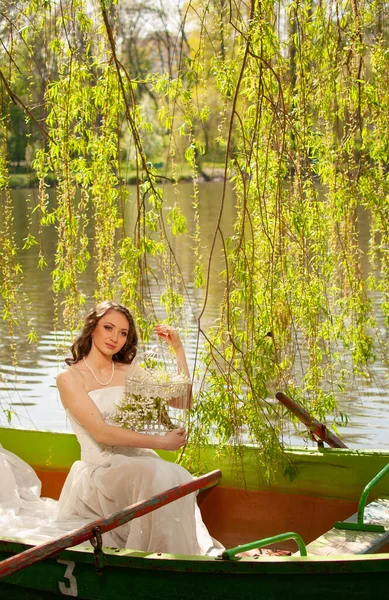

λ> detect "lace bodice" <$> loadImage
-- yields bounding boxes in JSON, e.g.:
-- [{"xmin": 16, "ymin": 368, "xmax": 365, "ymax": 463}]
[{"xmin": 66, "ymin": 386, "xmax": 157, "ymax": 464}]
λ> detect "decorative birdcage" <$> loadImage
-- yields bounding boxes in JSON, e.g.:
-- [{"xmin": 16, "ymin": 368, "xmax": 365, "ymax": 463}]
[{"xmin": 113, "ymin": 343, "xmax": 190, "ymax": 433}]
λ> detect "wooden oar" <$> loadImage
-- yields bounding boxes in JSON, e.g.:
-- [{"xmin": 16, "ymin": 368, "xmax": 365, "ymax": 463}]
[
  {"xmin": 0, "ymin": 469, "xmax": 221, "ymax": 580},
  {"xmin": 275, "ymin": 392, "xmax": 348, "ymax": 449}
]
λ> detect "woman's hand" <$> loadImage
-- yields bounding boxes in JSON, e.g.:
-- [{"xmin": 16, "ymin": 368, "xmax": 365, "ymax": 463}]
[
  {"xmin": 154, "ymin": 323, "xmax": 191, "ymax": 408},
  {"xmin": 154, "ymin": 324, "xmax": 183, "ymax": 352},
  {"xmin": 159, "ymin": 428, "xmax": 187, "ymax": 451}
]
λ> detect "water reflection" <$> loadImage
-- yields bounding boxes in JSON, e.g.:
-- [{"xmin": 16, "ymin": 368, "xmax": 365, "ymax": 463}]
[
  {"xmin": 1, "ymin": 184, "xmax": 389, "ymax": 448},
  {"xmin": 0, "ymin": 182, "xmax": 233, "ymax": 431}
]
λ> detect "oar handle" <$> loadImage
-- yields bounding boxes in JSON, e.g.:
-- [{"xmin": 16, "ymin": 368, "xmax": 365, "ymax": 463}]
[
  {"xmin": 275, "ymin": 392, "xmax": 348, "ymax": 449},
  {"xmin": 0, "ymin": 469, "xmax": 222, "ymax": 580}
]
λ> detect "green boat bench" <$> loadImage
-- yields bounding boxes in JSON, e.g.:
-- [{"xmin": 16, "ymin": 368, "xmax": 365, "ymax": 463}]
[{"xmin": 302, "ymin": 498, "xmax": 389, "ymax": 556}]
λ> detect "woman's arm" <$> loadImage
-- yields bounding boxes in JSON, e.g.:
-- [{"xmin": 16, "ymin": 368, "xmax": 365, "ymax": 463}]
[
  {"xmin": 57, "ymin": 369, "xmax": 187, "ymax": 451},
  {"xmin": 154, "ymin": 325, "xmax": 192, "ymax": 409}
]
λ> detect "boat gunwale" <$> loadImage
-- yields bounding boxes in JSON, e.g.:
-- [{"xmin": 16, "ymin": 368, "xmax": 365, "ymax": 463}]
[
  {"xmin": 3, "ymin": 426, "xmax": 389, "ymax": 458},
  {"xmin": 3, "ymin": 537, "xmax": 389, "ymax": 575}
]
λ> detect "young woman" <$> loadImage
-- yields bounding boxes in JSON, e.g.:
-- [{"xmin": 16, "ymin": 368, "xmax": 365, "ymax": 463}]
[{"xmin": 56, "ymin": 300, "xmax": 222, "ymax": 555}]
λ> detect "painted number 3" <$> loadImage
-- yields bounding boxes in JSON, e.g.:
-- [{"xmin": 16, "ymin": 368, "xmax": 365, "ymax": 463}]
[{"xmin": 58, "ymin": 559, "xmax": 78, "ymax": 597}]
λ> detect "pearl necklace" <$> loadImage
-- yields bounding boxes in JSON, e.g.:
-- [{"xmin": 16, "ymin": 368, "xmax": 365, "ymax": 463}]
[{"xmin": 83, "ymin": 357, "xmax": 115, "ymax": 386}]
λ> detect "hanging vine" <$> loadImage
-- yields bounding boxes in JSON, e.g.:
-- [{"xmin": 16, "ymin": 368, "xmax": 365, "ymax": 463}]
[{"xmin": 2, "ymin": 0, "xmax": 389, "ymax": 475}]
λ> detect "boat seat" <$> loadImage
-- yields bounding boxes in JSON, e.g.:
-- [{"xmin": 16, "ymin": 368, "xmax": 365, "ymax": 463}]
[{"xmin": 300, "ymin": 498, "xmax": 389, "ymax": 556}]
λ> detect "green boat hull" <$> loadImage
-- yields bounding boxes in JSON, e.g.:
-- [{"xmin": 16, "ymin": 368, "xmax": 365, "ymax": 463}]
[
  {"xmin": 2, "ymin": 426, "xmax": 389, "ymax": 500},
  {"xmin": 1, "ymin": 541, "xmax": 389, "ymax": 599},
  {"xmin": 2, "ymin": 426, "xmax": 389, "ymax": 598}
]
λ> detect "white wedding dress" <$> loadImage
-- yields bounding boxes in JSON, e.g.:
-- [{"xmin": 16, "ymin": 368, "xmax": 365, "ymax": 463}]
[
  {"xmin": 0, "ymin": 386, "xmax": 222, "ymax": 555},
  {"xmin": 0, "ymin": 446, "xmax": 87, "ymax": 543}
]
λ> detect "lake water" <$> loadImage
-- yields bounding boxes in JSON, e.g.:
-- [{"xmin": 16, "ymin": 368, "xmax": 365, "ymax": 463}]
[{"xmin": 1, "ymin": 183, "xmax": 389, "ymax": 449}]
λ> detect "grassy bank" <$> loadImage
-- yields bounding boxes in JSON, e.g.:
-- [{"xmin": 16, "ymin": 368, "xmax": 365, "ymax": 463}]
[{"xmin": 9, "ymin": 162, "xmax": 226, "ymax": 189}]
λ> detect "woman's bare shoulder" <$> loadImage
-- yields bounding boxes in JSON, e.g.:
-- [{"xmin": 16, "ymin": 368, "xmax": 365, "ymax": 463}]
[{"xmin": 56, "ymin": 364, "xmax": 83, "ymax": 387}]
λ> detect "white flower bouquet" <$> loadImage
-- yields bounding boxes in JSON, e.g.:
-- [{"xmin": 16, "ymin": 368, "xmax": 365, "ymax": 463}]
[{"xmin": 113, "ymin": 346, "xmax": 190, "ymax": 433}]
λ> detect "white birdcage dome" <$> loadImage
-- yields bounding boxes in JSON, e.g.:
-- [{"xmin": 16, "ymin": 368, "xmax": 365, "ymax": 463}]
[
  {"xmin": 127, "ymin": 344, "xmax": 189, "ymax": 400},
  {"xmin": 113, "ymin": 341, "xmax": 190, "ymax": 434}
]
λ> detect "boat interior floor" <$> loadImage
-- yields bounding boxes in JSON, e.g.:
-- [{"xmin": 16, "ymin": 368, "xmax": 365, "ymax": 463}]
[
  {"xmin": 302, "ymin": 498, "xmax": 389, "ymax": 556},
  {"xmin": 240, "ymin": 548, "xmax": 292, "ymax": 557}
]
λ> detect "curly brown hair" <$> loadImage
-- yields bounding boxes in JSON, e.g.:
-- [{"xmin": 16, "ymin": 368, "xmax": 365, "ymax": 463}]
[{"xmin": 65, "ymin": 300, "xmax": 138, "ymax": 365}]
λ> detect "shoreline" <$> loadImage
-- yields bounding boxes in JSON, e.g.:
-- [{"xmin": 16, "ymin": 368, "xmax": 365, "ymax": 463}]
[{"xmin": 9, "ymin": 168, "xmax": 227, "ymax": 189}]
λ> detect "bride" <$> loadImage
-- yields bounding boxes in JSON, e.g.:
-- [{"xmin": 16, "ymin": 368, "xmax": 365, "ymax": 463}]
[{"xmin": 55, "ymin": 300, "xmax": 222, "ymax": 555}]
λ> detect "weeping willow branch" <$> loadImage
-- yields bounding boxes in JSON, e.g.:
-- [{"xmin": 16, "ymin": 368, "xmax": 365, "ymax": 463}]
[
  {"xmin": 0, "ymin": 69, "xmax": 55, "ymax": 143},
  {"xmin": 2, "ymin": 0, "xmax": 389, "ymax": 474}
]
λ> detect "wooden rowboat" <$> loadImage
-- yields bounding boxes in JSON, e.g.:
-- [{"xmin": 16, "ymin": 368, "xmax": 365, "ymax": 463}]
[{"xmin": 2, "ymin": 425, "xmax": 389, "ymax": 599}]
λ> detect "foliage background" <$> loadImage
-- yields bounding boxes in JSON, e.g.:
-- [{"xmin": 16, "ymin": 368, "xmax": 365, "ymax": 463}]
[{"xmin": 1, "ymin": 0, "xmax": 389, "ymax": 474}]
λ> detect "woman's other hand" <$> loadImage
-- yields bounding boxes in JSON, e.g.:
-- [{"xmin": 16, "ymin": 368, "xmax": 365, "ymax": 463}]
[
  {"xmin": 154, "ymin": 324, "xmax": 182, "ymax": 352},
  {"xmin": 154, "ymin": 323, "xmax": 191, "ymax": 406},
  {"xmin": 160, "ymin": 428, "xmax": 187, "ymax": 451}
]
